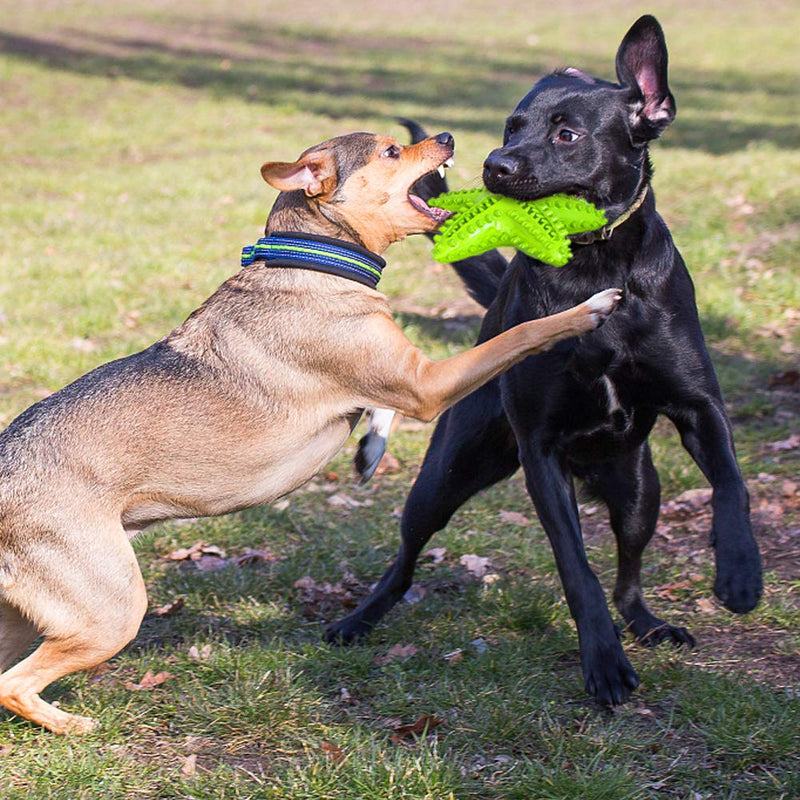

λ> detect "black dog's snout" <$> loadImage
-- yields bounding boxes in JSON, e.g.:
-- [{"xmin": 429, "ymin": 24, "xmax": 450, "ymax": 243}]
[
  {"xmin": 483, "ymin": 149, "xmax": 521, "ymax": 190},
  {"xmin": 435, "ymin": 131, "xmax": 455, "ymax": 149}
]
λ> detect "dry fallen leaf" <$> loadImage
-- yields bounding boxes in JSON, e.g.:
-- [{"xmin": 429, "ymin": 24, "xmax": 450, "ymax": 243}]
[
  {"xmin": 232, "ymin": 548, "xmax": 281, "ymax": 567},
  {"xmin": 499, "ymin": 509, "xmax": 530, "ymax": 526},
  {"xmin": 459, "ymin": 553, "xmax": 492, "ymax": 578},
  {"xmin": 168, "ymin": 542, "xmax": 227, "ymax": 562},
  {"xmin": 390, "ymin": 715, "xmax": 445, "ymax": 743},
  {"xmin": 180, "ymin": 754, "xmax": 197, "ymax": 777},
  {"xmin": 765, "ymin": 434, "xmax": 800, "ymax": 453},
  {"xmin": 375, "ymin": 451, "xmax": 401, "ymax": 476},
  {"xmin": 187, "ymin": 644, "xmax": 213, "ymax": 662},
  {"xmin": 374, "ymin": 643, "xmax": 420, "ymax": 666},
  {"xmin": 695, "ymin": 597, "xmax": 718, "ymax": 615},
  {"xmin": 768, "ymin": 369, "xmax": 799, "ymax": 388},
  {"xmin": 292, "ymin": 574, "xmax": 366, "ymax": 616},
  {"xmin": 320, "ymin": 741, "xmax": 346, "ymax": 764},
  {"xmin": 327, "ymin": 493, "xmax": 364, "ymax": 509},
  {"xmin": 151, "ymin": 597, "xmax": 185, "ymax": 617},
  {"xmin": 124, "ymin": 669, "xmax": 175, "ymax": 691},
  {"xmin": 424, "ymin": 547, "xmax": 447, "ymax": 564}
]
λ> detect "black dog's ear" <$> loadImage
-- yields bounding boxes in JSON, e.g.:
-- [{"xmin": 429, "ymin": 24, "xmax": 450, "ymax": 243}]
[{"xmin": 615, "ymin": 15, "xmax": 676, "ymax": 140}]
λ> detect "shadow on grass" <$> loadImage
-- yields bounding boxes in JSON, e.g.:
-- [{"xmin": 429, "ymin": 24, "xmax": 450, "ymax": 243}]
[
  {"xmin": 393, "ymin": 309, "xmax": 482, "ymax": 346},
  {"xmin": 2, "ymin": 21, "xmax": 799, "ymax": 151}
]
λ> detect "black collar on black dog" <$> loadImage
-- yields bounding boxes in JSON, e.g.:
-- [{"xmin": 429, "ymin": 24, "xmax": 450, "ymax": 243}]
[
  {"xmin": 240, "ymin": 231, "xmax": 386, "ymax": 289},
  {"xmin": 572, "ymin": 185, "xmax": 650, "ymax": 245}
]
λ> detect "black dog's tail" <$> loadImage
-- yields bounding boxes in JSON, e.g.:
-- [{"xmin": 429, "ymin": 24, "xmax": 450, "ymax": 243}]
[{"xmin": 398, "ymin": 118, "xmax": 507, "ymax": 309}]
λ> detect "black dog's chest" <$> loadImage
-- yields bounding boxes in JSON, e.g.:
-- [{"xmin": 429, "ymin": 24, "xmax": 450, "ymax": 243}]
[
  {"xmin": 555, "ymin": 361, "xmax": 653, "ymax": 460},
  {"xmin": 504, "ymin": 324, "xmax": 660, "ymax": 462}
]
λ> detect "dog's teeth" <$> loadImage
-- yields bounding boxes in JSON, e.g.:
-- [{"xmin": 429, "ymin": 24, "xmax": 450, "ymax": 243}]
[
  {"xmin": 444, "ymin": 158, "xmax": 454, "ymax": 168},
  {"xmin": 438, "ymin": 166, "xmax": 446, "ymax": 178}
]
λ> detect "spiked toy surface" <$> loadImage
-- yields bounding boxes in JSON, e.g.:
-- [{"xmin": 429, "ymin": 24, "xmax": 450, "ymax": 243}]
[{"xmin": 429, "ymin": 189, "xmax": 607, "ymax": 266}]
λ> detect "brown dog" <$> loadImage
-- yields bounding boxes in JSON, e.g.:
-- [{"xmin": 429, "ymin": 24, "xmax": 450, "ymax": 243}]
[{"xmin": 0, "ymin": 130, "xmax": 621, "ymax": 733}]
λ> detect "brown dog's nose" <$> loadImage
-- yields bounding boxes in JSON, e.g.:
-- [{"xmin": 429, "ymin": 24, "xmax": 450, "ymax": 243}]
[{"xmin": 435, "ymin": 132, "xmax": 454, "ymax": 149}]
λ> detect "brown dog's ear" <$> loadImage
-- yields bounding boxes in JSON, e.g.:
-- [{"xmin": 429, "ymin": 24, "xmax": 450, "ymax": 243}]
[
  {"xmin": 260, "ymin": 150, "xmax": 336, "ymax": 197},
  {"xmin": 615, "ymin": 15, "xmax": 675, "ymax": 140}
]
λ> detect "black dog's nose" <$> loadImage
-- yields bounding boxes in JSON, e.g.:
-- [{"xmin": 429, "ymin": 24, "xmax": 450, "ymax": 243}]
[
  {"xmin": 435, "ymin": 132, "xmax": 454, "ymax": 149},
  {"xmin": 483, "ymin": 150, "xmax": 519, "ymax": 185}
]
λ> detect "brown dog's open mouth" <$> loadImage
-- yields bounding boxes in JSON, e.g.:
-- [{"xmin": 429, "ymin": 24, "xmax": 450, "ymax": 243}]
[
  {"xmin": 408, "ymin": 193, "xmax": 452, "ymax": 224},
  {"xmin": 408, "ymin": 157, "xmax": 454, "ymax": 225}
]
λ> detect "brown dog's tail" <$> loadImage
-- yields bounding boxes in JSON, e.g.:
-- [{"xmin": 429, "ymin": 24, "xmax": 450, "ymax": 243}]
[{"xmin": 399, "ymin": 119, "xmax": 507, "ymax": 310}]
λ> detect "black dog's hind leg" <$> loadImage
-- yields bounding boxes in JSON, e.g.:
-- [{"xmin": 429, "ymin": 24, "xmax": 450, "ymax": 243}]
[
  {"xmin": 326, "ymin": 379, "xmax": 519, "ymax": 644},
  {"xmin": 577, "ymin": 444, "xmax": 695, "ymax": 648}
]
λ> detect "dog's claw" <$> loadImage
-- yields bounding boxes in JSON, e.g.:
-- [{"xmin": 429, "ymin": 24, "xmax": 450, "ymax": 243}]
[{"xmin": 636, "ymin": 624, "xmax": 696, "ymax": 649}]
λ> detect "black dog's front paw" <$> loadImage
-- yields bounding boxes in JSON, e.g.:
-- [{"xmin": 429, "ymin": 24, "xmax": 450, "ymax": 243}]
[
  {"xmin": 582, "ymin": 641, "xmax": 640, "ymax": 706},
  {"xmin": 714, "ymin": 565, "xmax": 762, "ymax": 614},
  {"xmin": 324, "ymin": 615, "xmax": 373, "ymax": 646},
  {"xmin": 714, "ymin": 540, "xmax": 763, "ymax": 614}
]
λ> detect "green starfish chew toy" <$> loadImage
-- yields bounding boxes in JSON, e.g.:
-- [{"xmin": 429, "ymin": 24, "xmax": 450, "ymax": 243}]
[{"xmin": 429, "ymin": 189, "xmax": 607, "ymax": 266}]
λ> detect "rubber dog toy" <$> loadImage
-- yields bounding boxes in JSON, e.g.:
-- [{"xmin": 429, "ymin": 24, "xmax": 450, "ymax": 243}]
[{"xmin": 429, "ymin": 189, "xmax": 607, "ymax": 266}]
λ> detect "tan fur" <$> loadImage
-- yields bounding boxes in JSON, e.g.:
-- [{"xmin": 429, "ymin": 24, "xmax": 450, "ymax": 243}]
[{"xmin": 0, "ymin": 131, "xmax": 620, "ymax": 732}]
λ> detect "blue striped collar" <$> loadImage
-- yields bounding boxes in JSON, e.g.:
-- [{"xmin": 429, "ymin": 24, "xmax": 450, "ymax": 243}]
[{"xmin": 241, "ymin": 232, "xmax": 386, "ymax": 289}]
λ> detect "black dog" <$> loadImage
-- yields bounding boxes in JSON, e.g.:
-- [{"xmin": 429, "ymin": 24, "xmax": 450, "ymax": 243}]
[{"xmin": 327, "ymin": 15, "xmax": 762, "ymax": 705}]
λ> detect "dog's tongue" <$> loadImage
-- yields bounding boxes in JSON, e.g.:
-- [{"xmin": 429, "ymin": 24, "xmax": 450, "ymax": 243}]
[{"xmin": 409, "ymin": 194, "xmax": 452, "ymax": 224}]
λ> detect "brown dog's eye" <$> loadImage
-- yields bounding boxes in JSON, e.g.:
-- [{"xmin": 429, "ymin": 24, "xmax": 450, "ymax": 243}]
[
  {"xmin": 556, "ymin": 129, "xmax": 580, "ymax": 143},
  {"xmin": 381, "ymin": 145, "xmax": 401, "ymax": 159}
]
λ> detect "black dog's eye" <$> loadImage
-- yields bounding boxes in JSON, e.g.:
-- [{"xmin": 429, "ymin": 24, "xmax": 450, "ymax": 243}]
[
  {"xmin": 504, "ymin": 116, "xmax": 524, "ymax": 142},
  {"xmin": 556, "ymin": 129, "xmax": 580, "ymax": 143},
  {"xmin": 381, "ymin": 145, "xmax": 401, "ymax": 159}
]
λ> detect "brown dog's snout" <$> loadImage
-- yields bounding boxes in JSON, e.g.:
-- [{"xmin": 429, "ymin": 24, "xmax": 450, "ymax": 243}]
[{"xmin": 434, "ymin": 131, "xmax": 454, "ymax": 149}]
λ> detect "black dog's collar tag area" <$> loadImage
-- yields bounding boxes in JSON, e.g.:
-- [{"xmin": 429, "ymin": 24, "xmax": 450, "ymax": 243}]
[
  {"xmin": 240, "ymin": 232, "xmax": 386, "ymax": 289},
  {"xmin": 573, "ymin": 185, "xmax": 650, "ymax": 246}
]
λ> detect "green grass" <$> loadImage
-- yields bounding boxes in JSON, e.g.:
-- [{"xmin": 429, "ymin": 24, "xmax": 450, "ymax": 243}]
[{"xmin": 1, "ymin": 1, "xmax": 799, "ymax": 797}]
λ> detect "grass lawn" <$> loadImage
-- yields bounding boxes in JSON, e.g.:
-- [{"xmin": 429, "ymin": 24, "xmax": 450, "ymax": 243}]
[{"xmin": 1, "ymin": 1, "xmax": 798, "ymax": 797}]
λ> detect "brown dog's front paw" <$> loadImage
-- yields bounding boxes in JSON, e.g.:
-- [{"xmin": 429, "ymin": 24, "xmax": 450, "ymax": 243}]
[
  {"xmin": 583, "ymin": 288, "xmax": 623, "ymax": 329},
  {"xmin": 63, "ymin": 713, "xmax": 100, "ymax": 735}
]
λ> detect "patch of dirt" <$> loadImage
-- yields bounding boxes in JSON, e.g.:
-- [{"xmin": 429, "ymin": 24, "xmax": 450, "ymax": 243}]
[{"xmin": 685, "ymin": 624, "xmax": 799, "ymax": 693}]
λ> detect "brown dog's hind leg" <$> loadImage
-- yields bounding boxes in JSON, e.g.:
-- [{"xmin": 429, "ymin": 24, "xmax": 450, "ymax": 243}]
[{"xmin": 0, "ymin": 535, "xmax": 148, "ymax": 734}]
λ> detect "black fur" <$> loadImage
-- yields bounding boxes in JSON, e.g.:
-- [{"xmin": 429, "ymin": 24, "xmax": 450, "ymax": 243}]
[{"xmin": 328, "ymin": 16, "xmax": 761, "ymax": 705}]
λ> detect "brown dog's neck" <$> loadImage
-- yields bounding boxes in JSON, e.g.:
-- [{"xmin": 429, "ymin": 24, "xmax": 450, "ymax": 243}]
[{"xmin": 266, "ymin": 191, "xmax": 377, "ymax": 253}]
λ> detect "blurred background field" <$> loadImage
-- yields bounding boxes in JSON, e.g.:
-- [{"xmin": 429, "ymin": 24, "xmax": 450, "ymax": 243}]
[{"xmin": 0, "ymin": 2, "xmax": 798, "ymax": 797}]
